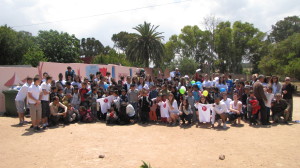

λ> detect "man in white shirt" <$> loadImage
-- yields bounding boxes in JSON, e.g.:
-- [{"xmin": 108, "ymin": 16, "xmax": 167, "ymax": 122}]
[
  {"xmin": 212, "ymin": 96, "xmax": 228, "ymax": 128},
  {"xmin": 15, "ymin": 77, "xmax": 32, "ymax": 125},
  {"xmin": 41, "ymin": 76, "xmax": 52, "ymax": 129},
  {"xmin": 27, "ymin": 77, "xmax": 43, "ymax": 131}
]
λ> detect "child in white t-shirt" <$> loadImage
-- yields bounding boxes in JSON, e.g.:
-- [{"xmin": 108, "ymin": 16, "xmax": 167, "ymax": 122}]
[
  {"xmin": 264, "ymin": 87, "xmax": 274, "ymax": 123},
  {"xmin": 158, "ymin": 94, "xmax": 170, "ymax": 123}
]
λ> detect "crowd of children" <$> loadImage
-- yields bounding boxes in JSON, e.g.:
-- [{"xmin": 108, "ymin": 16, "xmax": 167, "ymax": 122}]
[{"xmin": 14, "ymin": 66, "xmax": 296, "ymax": 131}]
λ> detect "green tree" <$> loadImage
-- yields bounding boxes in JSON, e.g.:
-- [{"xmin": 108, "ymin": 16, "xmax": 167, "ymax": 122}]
[
  {"xmin": 92, "ymin": 48, "xmax": 132, "ymax": 66},
  {"xmin": 111, "ymin": 31, "xmax": 134, "ymax": 52},
  {"xmin": 80, "ymin": 37, "xmax": 104, "ymax": 57},
  {"xmin": 36, "ymin": 30, "xmax": 81, "ymax": 63},
  {"xmin": 0, "ymin": 25, "xmax": 34, "ymax": 65},
  {"xmin": 269, "ymin": 16, "xmax": 300, "ymax": 43},
  {"xmin": 259, "ymin": 33, "xmax": 300, "ymax": 79},
  {"xmin": 214, "ymin": 21, "xmax": 232, "ymax": 73},
  {"xmin": 23, "ymin": 46, "xmax": 47, "ymax": 67},
  {"xmin": 126, "ymin": 21, "xmax": 164, "ymax": 67}
]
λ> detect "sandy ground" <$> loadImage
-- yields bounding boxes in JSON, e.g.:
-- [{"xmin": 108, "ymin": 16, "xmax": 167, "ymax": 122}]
[{"xmin": 1, "ymin": 97, "xmax": 300, "ymax": 168}]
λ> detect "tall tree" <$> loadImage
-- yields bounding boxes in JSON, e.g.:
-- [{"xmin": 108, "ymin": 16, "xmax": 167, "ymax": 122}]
[
  {"xmin": 126, "ymin": 21, "xmax": 164, "ymax": 67},
  {"xmin": 92, "ymin": 48, "xmax": 132, "ymax": 66},
  {"xmin": 0, "ymin": 25, "xmax": 34, "ymax": 65},
  {"xmin": 269, "ymin": 16, "xmax": 300, "ymax": 43},
  {"xmin": 111, "ymin": 31, "xmax": 134, "ymax": 52},
  {"xmin": 214, "ymin": 21, "xmax": 232, "ymax": 73},
  {"xmin": 36, "ymin": 30, "xmax": 81, "ymax": 63},
  {"xmin": 80, "ymin": 37, "xmax": 104, "ymax": 57},
  {"xmin": 259, "ymin": 33, "xmax": 300, "ymax": 79}
]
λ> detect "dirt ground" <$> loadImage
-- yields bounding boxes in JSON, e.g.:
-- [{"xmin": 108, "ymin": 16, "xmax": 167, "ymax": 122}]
[{"xmin": 1, "ymin": 97, "xmax": 300, "ymax": 168}]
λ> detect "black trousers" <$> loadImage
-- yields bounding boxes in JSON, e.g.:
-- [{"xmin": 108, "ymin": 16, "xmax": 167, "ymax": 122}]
[
  {"xmin": 258, "ymin": 98, "xmax": 267, "ymax": 124},
  {"xmin": 140, "ymin": 107, "xmax": 150, "ymax": 122},
  {"xmin": 180, "ymin": 113, "xmax": 192, "ymax": 124}
]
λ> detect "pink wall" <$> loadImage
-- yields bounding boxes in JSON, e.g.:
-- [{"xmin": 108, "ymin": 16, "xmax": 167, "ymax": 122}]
[
  {"xmin": 0, "ymin": 66, "xmax": 38, "ymax": 112},
  {"xmin": 0, "ymin": 62, "xmax": 171, "ymax": 113}
]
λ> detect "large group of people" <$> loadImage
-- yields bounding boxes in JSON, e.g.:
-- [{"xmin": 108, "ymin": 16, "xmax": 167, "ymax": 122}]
[{"xmin": 14, "ymin": 66, "xmax": 296, "ymax": 132}]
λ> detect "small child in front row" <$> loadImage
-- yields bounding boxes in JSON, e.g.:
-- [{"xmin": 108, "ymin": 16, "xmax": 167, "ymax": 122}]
[
  {"xmin": 149, "ymin": 94, "xmax": 161, "ymax": 122},
  {"xmin": 247, "ymin": 90, "xmax": 260, "ymax": 125},
  {"xmin": 158, "ymin": 94, "xmax": 170, "ymax": 124}
]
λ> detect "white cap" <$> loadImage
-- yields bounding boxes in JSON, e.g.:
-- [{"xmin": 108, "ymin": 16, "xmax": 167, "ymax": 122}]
[
  {"xmin": 196, "ymin": 69, "xmax": 201, "ymax": 73},
  {"xmin": 184, "ymin": 75, "xmax": 189, "ymax": 78}
]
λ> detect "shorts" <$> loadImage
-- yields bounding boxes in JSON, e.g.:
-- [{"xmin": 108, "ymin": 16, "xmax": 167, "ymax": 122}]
[
  {"xmin": 41, "ymin": 101, "xmax": 50, "ymax": 118},
  {"xmin": 15, "ymin": 100, "xmax": 25, "ymax": 113},
  {"xmin": 29, "ymin": 103, "xmax": 42, "ymax": 121}
]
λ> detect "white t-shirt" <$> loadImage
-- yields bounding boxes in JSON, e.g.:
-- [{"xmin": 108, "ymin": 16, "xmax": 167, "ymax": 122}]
[
  {"xmin": 15, "ymin": 83, "xmax": 30, "ymax": 101},
  {"xmin": 221, "ymin": 98, "xmax": 232, "ymax": 111},
  {"xmin": 203, "ymin": 80, "xmax": 212, "ymax": 88},
  {"xmin": 158, "ymin": 101, "xmax": 170, "ymax": 118},
  {"xmin": 195, "ymin": 103, "xmax": 213, "ymax": 122},
  {"xmin": 28, "ymin": 84, "xmax": 41, "ymax": 104},
  {"xmin": 230, "ymin": 101, "xmax": 242, "ymax": 112},
  {"xmin": 169, "ymin": 100, "xmax": 179, "ymax": 114},
  {"xmin": 264, "ymin": 92, "xmax": 274, "ymax": 108},
  {"xmin": 41, "ymin": 82, "xmax": 51, "ymax": 101},
  {"xmin": 97, "ymin": 97, "xmax": 110, "ymax": 114},
  {"xmin": 213, "ymin": 102, "xmax": 228, "ymax": 115}
]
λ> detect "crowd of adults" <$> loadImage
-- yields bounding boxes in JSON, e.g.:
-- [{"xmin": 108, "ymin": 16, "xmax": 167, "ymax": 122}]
[{"xmin": 14, "ymin": 66, "xmax": 296, "ymax": 131}]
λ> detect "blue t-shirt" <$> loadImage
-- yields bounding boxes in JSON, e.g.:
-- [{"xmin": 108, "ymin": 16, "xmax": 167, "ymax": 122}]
[
  {"xmin": 226, "ymin": 80, "xmax": 233, "ymax": 92},
  {"xmin": 193, "ymin": 90, "xmax": 200, "ymax": 101}
]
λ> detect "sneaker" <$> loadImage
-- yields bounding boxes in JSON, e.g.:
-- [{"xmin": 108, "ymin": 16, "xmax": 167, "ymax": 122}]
[
  {"xmin": 223, "ymin": 123, "xmax": 227, "ymax": 129},
  {"xmin": 18, "ymin": 122, "xmax": 23, "ymax": 126}
]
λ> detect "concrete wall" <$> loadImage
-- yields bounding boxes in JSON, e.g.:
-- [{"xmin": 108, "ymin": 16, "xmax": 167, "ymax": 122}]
[{"xmin": 0, "ymin": 62, "xmax": 153, "ymax": 113}]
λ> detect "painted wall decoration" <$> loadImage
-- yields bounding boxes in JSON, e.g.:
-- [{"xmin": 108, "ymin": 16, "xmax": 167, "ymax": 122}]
[{"xmin": 85, "ymin": 65, "xmax": 99, "ymax": 77}]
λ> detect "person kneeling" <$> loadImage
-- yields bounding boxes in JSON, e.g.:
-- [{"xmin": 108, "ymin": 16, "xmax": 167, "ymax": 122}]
[
  {"xmin": 271, "ymin": 93, "xmax": 289, "ymax": 124},
  {"xmin": 212, "ymin": 96, "xmax": 228, "ymax": 129},
  {"xmin": 49, "ymin": 96, "xmax": 68, "ymax": 126},
  {"xmin": 179, "ymin": 99, "xmax": 192, "ymax": 125}
]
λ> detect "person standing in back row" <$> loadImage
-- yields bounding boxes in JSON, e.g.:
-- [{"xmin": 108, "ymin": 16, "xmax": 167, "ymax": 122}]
[
  {"xmin": 282, "ymin": 77, "xmax": 295, "ymax": 121},
  {"xmin": 253, "ymin": 75, "xmax": 269, "ymax": 125},
  {"xmin": 15, "ymin": 77, "xmax": 32, "ymax": 125},
  {"xmin": 27, "ymin": 77, "xmax": 43, "ymax": 131}
]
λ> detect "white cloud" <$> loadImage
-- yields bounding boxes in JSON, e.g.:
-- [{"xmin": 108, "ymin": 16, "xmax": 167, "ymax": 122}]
[{"xmin": 0, "ymin": 0, "xmax": 299, "ymax": 46}]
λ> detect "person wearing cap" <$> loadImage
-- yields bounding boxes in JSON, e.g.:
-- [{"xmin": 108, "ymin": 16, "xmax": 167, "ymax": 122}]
[
  {"xmin": 15, "ymin": 77, "xmax": 33, "ymax": 125},
  {"xmin": 65, "ymin": 66, "xmax": 75, "ymax": 81},
  {"xmin": 271, "ymin": 93, "xmax": 289, "ymax": 124},
  {"xmin": 253, "ymin": 75, "xmax": 269, "ymax": 125},
  {"xmin": 282, "ymin": 77, "xmax": 295, "ymax": 121}
]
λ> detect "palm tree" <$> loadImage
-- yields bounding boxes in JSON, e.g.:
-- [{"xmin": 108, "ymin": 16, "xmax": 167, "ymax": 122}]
[{"xmin": 126, "ymin": 21, "xmax": 164, "ymax": 67}]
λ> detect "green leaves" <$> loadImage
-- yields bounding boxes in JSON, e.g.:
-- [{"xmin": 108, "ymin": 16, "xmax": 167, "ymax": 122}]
[
  {"xmin": 36, "ymin": 30, "xmax": 81, "ymax": 63},
  {"xmin": 259, "ymin": 33, "xmax": 300, "ymax": 79},
  {"xmin": 126, "ymin": 21, "xmax": 165, "ymax": 68},
  {"xmin": 23, "ymin": 46, "xmax": 47, "ymax": 67}
]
